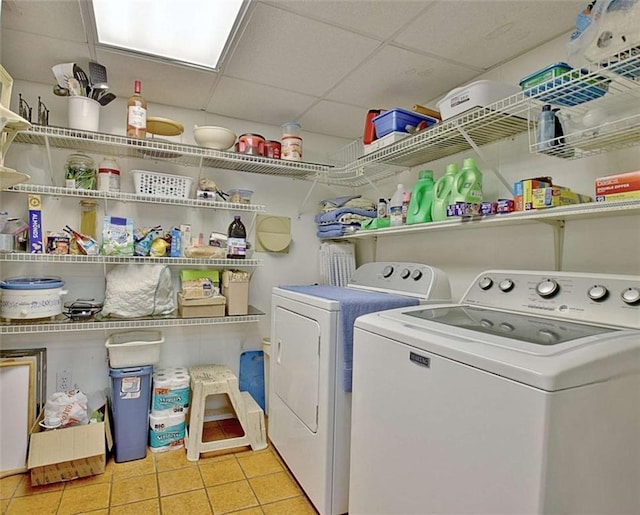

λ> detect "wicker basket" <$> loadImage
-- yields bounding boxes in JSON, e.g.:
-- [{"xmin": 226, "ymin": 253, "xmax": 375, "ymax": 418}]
[{"xmin": 132, "ymin": 170, "xmax": 194, "ymax": 198}]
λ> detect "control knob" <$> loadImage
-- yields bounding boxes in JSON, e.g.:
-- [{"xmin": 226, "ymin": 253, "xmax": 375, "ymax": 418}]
[
  {"xmin": 587, "ymin": 285, "xmax": 608, "ymax": 302},
  {"xmin": 538, "ymin": 329, "xmax": 560, "ymax": 344},
  {"xmin": 478, "ymin": 277, "xmax": 493, "ymax": 290},
  {"xmin": 401, "ymin": 268, "xmax": 411, "ymax": 279},
  {"xmin": 499, "ymin": 279, "xmax": 514, "ymax": 292},
  {"xmin": 411, "ymin": 270, "xmax": 423, "ymax": 281},
  {"xmin": 382, "ymin": 265, "xmax": 394, "ymax": 278},
  {"xmin": 621, "ymin": 288, "xmax": 640, "ymax": 305},
  {"xmin": 499, "ymin": 322, "xmax": 515, "ymax": 332},
  {"xmin": 536, "ymin": 279, "xmax": 559, "ymax": 298}
]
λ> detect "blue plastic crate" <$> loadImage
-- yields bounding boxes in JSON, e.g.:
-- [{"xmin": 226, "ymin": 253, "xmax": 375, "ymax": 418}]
[
  {"xmin": 372, "ymin": 108, "xmax": 438, "ymax": 138},
  {"xmin": 520, "ymin": 62, "xmax": 609, "ymax": 107}
]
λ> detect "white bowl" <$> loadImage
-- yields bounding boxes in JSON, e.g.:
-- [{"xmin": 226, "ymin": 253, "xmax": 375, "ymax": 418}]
[{"xmin": 193, "ymin": 125, "xmax": 237, "ymax": 150}]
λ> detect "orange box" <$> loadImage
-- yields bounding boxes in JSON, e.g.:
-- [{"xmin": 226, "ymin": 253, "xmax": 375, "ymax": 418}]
[{"xmin": 595, "ymin": 170, "xmax": 640, "ymax": 196}]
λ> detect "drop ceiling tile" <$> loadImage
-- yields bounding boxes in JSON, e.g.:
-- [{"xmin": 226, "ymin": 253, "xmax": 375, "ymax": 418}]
[
  {"xmin": 327, "ymin": 45, "xmax": 478, "ymax": 110},
  {"xmin": 274, "ymin": 0, "xmax": 432, "ymax": 39},
  {"xmin": 1, "ymin": 29, "xmax": 91, "ymax": 86},
  {"xmin": 224, "ymin": 3, "xmax": 380, "ymax": 96},
  {"xmin": 394, "ymin": 1, "xmax": 583, "ymax": 69},
  {"xmin": 299, "ymin": 101, "xmax": 368, "ymax": 140},
  {"xmin": 1, "ymin": 0, "xmax": 86, "ymax": 42},
  {"xmin": 95, "ymin": 48, "xmax": 218, "ymax": 110},
  {"xmin": 207, "ymin": 77, "xmax": 317, "ymax": 127}
]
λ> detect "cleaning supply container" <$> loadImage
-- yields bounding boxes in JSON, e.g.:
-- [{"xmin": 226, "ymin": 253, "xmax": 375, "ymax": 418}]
[
  {"xmin": 389, "ymin": 184, "xmax": 405, "ymax": 227},
  {"xmin": 450, "ymin": 157, "xmax": 483, "ymax": 214},
  {"xmin": 407, "ymin": 170, "xmax": 435, "ymax": 225},
  {"xmin": 431, "ymin": 163, "xmax": 458, "ymax": 221},
  {"xmin": 109, "ymin": 365, "xmax": 153, "ymax": 462}
]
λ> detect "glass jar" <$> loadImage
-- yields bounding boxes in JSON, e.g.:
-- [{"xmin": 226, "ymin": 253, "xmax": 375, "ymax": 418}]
[
  {"xmin": 79, "ymin": 199, "xmax": 98, "ymax": 239},
  {"xmin": 65, "ymin": 153, "xmax": 97, "ymax": 190}
]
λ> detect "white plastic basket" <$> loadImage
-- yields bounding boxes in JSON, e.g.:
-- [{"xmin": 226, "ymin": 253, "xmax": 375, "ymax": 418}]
[
  {"xmin": 132, "ymin": 170, "xmax": 194, "ymax": 198},
  {"xmin": 105, "ymin": 330, "xmax": 164, "ymax": 368}
]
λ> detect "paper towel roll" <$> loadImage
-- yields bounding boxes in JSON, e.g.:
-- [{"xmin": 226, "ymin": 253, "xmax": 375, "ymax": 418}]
[
  {"xmin": 152, "ymin": 367, "xmax": 190, "ymax": 416},
  {"xmin": 149, "ymin": 412, "xmax": 185, "ymax": 453}
]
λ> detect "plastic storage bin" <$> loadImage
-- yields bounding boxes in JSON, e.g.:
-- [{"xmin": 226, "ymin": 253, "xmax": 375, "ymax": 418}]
[
  {"xmin": 109, "ymin": 365, "xmax": 153, "ymax": 462},
  {"xmin": 519, "ymin": 62, "xmax": 609, "ymax": 107},
  {"xmin": 372, "ymin": 108, "xmax": 438, "ymax": 138},
  {"xmin": 105, "ymin": 330, "xmax": 163, "ymax": 368},
  {"xmin": 132, "ymin": 170, "xmax": 194, "ymax": 198}
]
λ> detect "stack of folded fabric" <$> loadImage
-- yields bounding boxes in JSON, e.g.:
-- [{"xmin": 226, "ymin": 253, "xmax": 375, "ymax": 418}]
[{"xmin": 316, "ymin": 195, "xmax": 376, "ymax": 239}]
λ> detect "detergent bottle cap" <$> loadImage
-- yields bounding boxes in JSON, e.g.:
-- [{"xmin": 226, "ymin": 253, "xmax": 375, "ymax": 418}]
[
  {"xmin": 542, "ymin": 104, "xmax": 552, "ymax": 112},
  {"xmin": 418, "ymin": 170, "xmax": 434, "ymax": 180},
  {"xmin": 445, "ymin": 163, "xmax": 459, "ymax": 175},
  {"xmin": 462, "ymin": 157, "xmax": 478, "ymax": 168}
]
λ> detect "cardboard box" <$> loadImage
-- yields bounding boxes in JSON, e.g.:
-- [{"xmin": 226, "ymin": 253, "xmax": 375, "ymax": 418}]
[
  {"xmin": 595, "ymin": 190, "xmax": 640, "ymax": 202},
  {"xmin": 28, "ymin": 411, "xmax": 112, "ymax": 486},
  {"xmin": 28, "ymin": 194, "xmax": 44, "ymax": 253},
  {"xmin": 595, "ymin": 170, "xmax": 640, "ymax": 196},
  {"xmin": 513, "ymin": 177, "xmax": 553, "ymax": 211},
  {"xmin": 532, "ymin": 187, "xmax": 592, "ymax": 209},
  {"xmin": 222, "ymin": 270, "xmax": 250, "ymax": 316},
  {"xmin": 178, "ymin": 293, "xmax": 225, "ymax": 318}
]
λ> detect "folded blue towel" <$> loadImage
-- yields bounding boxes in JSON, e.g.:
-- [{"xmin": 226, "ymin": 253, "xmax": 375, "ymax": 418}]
[
  {"xmin": 314, "ymin": 207, "xmax": 376, "ymax": 224},
  {"xmin": 316, "ymin": 223, "xmax": 360, "ymax": 239},
  {"xmin": 278, "ymin": 285, "xmax": 419, "ymax": 391},
  {"xmin": 320, "ymin": 195, "xmax": 361, "ymax": 208}
]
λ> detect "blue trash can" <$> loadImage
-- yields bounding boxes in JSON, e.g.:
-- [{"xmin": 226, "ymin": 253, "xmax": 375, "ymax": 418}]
[{"xmin": 109, "ymin": 365, "xmax": 153, "ymax": 463}]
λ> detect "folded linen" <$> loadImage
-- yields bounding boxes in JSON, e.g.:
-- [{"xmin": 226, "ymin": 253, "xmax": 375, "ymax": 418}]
[{"xmin": 315, "ymin": 207, "xmax": 376, "ymax": 224}]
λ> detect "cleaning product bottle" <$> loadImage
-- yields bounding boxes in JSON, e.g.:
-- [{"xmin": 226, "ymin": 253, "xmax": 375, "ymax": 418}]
[
  {"xmin": 450, "ymin": 157, "xmax": 483, "ymax": 213},
  {"xmin": 227, "ymin": 215, "xmax": 247, "ymax": 259},
  {"xmin": 389, "ymin": 184, "xmax": 405, "ymax": 227},
  {"xmin": 431, "ymin": 163, "xmax": 458, "ymax": 221},
  {"xmin": 536, "ymin": 104, "xmax": 556, "ymax": 152},
  {"xmin": 407, "ymin": 170, "xmax": 435, "ymax": 225}
]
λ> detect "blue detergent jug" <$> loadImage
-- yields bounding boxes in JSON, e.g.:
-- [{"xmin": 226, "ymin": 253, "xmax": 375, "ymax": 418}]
[
  {"xmin": 450, "ymin": 157, "xmax": 483, "ymax": 205},
  {"xmin": 407, "ymin": 170, "xmax": 435, "ymax": 225},
  {"xmin": 431, "ymin": 163, "xmax": 458, "ymax": 221}
]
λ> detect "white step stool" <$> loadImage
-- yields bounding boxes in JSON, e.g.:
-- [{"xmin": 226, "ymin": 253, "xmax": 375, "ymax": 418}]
[{"xmin": 186, "ymin": 364, "xmax": 267, "ymax": 461}]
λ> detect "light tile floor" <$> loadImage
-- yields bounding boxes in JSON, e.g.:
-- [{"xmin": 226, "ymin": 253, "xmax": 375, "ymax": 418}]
[{"xmin": 0, "ymin": 419, "xmax": 318, "ymax": 515}]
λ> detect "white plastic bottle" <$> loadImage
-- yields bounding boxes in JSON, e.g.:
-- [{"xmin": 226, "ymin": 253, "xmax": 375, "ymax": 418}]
[{"xmin": 389, "ymin": 184, "xmax": 405, "ymax": 227}]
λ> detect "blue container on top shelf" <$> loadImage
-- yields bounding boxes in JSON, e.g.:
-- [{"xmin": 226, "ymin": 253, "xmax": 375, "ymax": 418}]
[
  {"xmin": 372, "ymin": 108, "xmax": 439, "ymax": 138},
  {"xmin": 519, "ymin": 62, "xmax": 610, "ymax": 107}
]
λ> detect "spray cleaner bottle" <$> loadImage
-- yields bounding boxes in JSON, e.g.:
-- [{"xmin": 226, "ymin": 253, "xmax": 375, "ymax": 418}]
[
  {"xmin": 450, "ymin": 157, "xmax": 483, "ymax": 213},
  {"xmin": 431, "ymin": 163, "xmax": 458, "ymax": 221},
  {"xmin": 407, "ymin": 170, "xmax": 435, "ymax": 225},
  {"xmin": 389, "ymin": 184, "xmax": 405, "ymax": 227}
]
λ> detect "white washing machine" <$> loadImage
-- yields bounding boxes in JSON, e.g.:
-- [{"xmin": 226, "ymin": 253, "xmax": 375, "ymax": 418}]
[
  {"xmin": 349, "ymin": 269, "xmax": 640, "ymax": 515},
  {"xmin": 269, "ymin": 262, "xmax": 451, "ymax": 515}
]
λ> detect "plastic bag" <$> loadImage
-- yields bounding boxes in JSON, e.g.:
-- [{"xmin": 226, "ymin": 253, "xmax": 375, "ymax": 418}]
[{"xmin": 44, "ymin": 390, "xmax": 89, "ymax": 428}]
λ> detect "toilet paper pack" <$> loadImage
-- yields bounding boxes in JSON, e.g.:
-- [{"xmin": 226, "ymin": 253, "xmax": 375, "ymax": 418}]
[
  {"xmin": 152, "ymin": 367, "xmax": 190, "ymax": 416},
  {"xmin": 149, "ymin": 412, "xmax": 186, "ymax": 453}
]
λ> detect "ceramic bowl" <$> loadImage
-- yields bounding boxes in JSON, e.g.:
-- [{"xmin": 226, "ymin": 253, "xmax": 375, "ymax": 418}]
[{"xmin": 193, "ymin": 125, "xmax": 237, "ymax": 150}]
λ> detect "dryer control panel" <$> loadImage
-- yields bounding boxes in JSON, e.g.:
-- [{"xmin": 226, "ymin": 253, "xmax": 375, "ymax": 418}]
[{"xmin": 463, "ymin": 270, "xmax": 640, "ymax": 329}]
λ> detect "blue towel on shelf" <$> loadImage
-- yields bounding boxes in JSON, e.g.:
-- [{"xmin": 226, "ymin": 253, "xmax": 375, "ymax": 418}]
[
  {"xmin": 314, "ymin": 207, "xmax": 376, "ymax": 224},
  {"xmin": 279, "ymin": 285, "xmax": 419, "ymax": 392},
  {"xmin": 316, "ymin": 223, "xmax": 360, "ymax": 239}
]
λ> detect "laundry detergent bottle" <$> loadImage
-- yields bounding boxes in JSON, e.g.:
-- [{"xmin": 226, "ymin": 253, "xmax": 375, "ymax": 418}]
[
  {"xmin": 431, "ymin": 163, "xmax": 458, "ymax": 221},
  {"xmin": 407, "ymin": 170, "xmax": 435, "ymax": 225},
  {"xmin": 450, "ymin": 157, "xmax": 483, "ymax": 205}
]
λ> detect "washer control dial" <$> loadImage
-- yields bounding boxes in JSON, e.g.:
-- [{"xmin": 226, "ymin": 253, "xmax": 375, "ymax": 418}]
[
  {"xmin": 499, "ymin": 279, "xmax": 514, "ymax": 292},
  {"xmin": 382, "ymin": 265, "xmax": 394, "ymax": 278},
  {"xmin": 411, "ymin": 270, "xmax": 423, "ymax": 281},
  {"xmin": 538, "ymin": 329, "xmax": 560, "ymax": 344},
  {"xmin": 536, "ymin": 279, "xmax": 559, "ymax": 298},
  {"xmin": 478, "ymin": 277, "xmax": 493, "ymax": 290},
  {"xmin": 621, "ymin": 288, "xmax": 640, "ymax": 305},
  {"xmin": 587, "ymin": 285, "xmax": 608, "ymax": 302},
  {"xmin": 401, "ymin": 268, "xmax": 411, "ymax": 279}
]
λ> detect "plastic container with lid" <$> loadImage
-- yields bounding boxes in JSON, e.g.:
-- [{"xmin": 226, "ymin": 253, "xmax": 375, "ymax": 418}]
[
  {"xmin": 98, "ymin": 157, "xmax": 121, "ymax": 192},
  {"xmin": 79, "ymin": 199, "xmax": 98, "ymax": 239},
  {"xmin": 237, "ymin": 133, "xmax": 265, "ymax": 156},
  {"xmin": 228, "ymin": 189, "xmax": 254, "ymax": 204},
  {"xmin": 281, "ymin": 122, "xmax": 303, "ymax": 161},
  {"xmin": 65, "ymin": 152, "xmax": 96, "ymax": 190},
  {"xmin": 263, "ymin": 140, "xmax": 281, "ymax": 159}
]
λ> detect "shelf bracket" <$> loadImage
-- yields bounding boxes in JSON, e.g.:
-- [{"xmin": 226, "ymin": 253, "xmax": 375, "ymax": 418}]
[
  {"xmin": 298, "ymin": 179, "xmax": 319, "ymax": 219},
  {"xmin": 537, "ymin": 219, "xmax": 565, "ymax": 270},
  {"xmin": 454, "ymin": 123, "xmax": 514, "ymax": 195}
]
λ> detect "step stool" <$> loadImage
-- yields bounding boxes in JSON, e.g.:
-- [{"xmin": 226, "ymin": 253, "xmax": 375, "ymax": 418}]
[{"xmin": 186, "ymin": 364, "xmax": 267, "ymax": 461}]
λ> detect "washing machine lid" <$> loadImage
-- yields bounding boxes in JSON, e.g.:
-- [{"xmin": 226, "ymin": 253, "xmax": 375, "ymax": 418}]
[{"xmin": 356, "ymin": 304, "xmax": 640, "ymax": 391}]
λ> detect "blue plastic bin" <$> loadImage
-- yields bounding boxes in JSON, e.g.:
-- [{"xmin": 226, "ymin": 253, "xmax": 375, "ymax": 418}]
[
  {"xmin": 372, "ymin": 108, "xmax": 438, "ymax": 138},
  {"xmin": 109, "ymin": 365, "xmax": 153, "ymax": 463}
]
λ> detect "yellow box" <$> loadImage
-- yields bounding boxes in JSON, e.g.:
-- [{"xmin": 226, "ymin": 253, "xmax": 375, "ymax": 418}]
[
  {"xmin": 532, "ymin": 187, "xmax": 592, "ymax": 209},
  {"xmin": 595, "ymin": 190, "xmax": 640, "ymax": 202},
  {"xmin": 222, "ymin": 270, "xmax": 250, "ymax": 316},
  {"xmin": 28, "ymin": 410, "xmax": 112, "ymax": 486},
  {"xmin": 177, "ymin": 293, "xmax": 225, "ymax": 318}
]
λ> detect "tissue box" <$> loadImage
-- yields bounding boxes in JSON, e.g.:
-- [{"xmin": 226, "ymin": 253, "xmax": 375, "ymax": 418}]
[{"xmin": 222, "ymin": 270, "xmax": 250, "ymax": 316}]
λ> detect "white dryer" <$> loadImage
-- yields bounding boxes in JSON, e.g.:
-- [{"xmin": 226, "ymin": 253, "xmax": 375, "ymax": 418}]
[
  {"xmin": 349, "ymin": 269, "xmax": 640, "ymax": 515},
  {"xmin": 269, "ymin": 262, "xmax": 451, "ymax": 515}
]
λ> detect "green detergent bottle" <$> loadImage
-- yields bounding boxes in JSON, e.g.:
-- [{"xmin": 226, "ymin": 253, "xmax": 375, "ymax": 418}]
[
  {"xmin": 407, "ymin": 170, "xmax": 435, "ymax": 225},
  {"xmin": 450, "ymin": 157, "xmax": 483, "ymax": 207},
  {"xmin": 431, "ymin": 163, "xmax": 458, "ymax": 221}
]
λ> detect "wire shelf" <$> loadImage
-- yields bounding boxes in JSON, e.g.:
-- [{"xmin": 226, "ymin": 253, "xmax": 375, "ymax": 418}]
[{"xmin": 0, "ymin": 253, "xmax": 263, "ymax": 266}]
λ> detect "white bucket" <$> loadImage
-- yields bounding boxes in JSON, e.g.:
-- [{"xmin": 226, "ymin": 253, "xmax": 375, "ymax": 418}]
[{"xmin": 68, "ymin": 96, "xmax": 100, "ymax": 132}]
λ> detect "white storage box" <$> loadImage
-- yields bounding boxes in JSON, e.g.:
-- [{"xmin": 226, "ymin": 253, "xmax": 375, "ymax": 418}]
[
  {"xmin": 436, "ymin": 80, "xmax": 520, "ymax": 120},
  {"xmin": 105, "ymin": 330, "xmax": 164, "ymax": 368},
  {"xmin": 132, "ymin": 170, "xmax": 193, "ymax": 198},
  {"xmin": 363, "ymin": 131, "xmax": 410, "ymax": 155}
]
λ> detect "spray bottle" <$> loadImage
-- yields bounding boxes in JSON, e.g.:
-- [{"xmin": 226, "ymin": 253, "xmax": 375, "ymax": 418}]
[
  {"xmin": 431, "ymin": 163, "xmax": 458, "ymax": 221},
  {"xmin": 389, "ymin": 184, "xmax": 405, "ymax": 227},
  {"xmin": 407, "ymin": 170, "xmax": 435, "ymax": 225}
]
